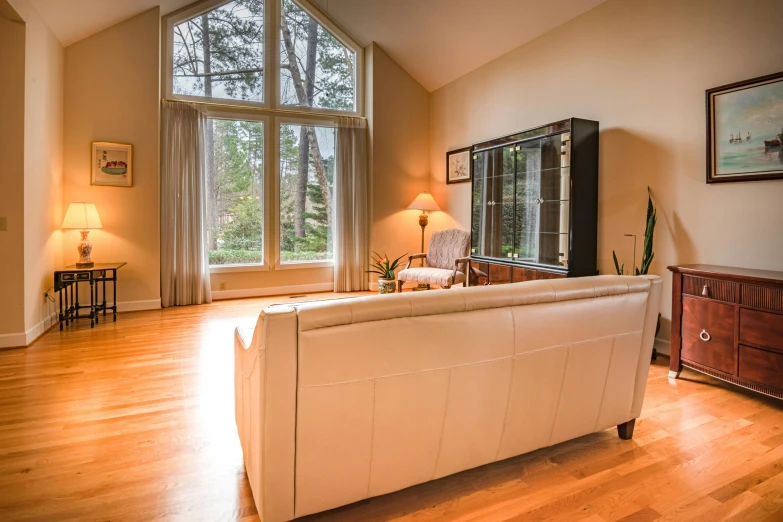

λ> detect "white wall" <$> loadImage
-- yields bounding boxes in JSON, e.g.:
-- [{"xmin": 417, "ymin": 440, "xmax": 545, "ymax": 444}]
[
  {"xmin": 10, "ymin": 0, "xmax": 65, "ymax": 342},
  {"xmin": 63, "ymin": 8, "xmax": 161, "ymax": 310},
  {"xmin": 366, "ymin": 43, "xmax": 431, "ymax": 280},
  {"xmin": 429, "ymin": 0, "xmax": 783, "ymax": 351},
  {"xmin": 0, "ymin": 0, "xmax": 27, "ymax": 342}
]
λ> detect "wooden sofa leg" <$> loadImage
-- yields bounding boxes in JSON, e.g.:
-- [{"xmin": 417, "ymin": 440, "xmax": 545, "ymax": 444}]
[
  {"xmin": 617, "ymin": 419, "xmax": 636, "ymax": 440},
  {"xmin": 397, "ymin": 280, "xmax": 404, "ymax": 293}
]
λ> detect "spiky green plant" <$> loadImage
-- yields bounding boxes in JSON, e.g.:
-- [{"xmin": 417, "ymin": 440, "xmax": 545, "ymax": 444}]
[
  {"xmin": 612, "ymin": 187, "xmax": 656, "ymax": 276},
  {"xmin": 367, "ymin": 252, "xmax": 407, "ymax": 279}
]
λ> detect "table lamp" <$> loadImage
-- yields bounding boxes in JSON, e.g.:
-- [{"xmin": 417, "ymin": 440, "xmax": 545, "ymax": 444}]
[
  {"xmin": 62, "ymin": 203, "xmax": 102, "ymax": 268},
  {"xmin": 407, "ymin": 192, "xmax": 440, "ymax": 255}
]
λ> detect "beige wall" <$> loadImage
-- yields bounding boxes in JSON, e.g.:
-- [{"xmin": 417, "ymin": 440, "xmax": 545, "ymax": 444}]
[
  {"xmin": 63, "ymin": 8, "xmax": 161, "ymax": 308},
  {"xmin": 0, "ymin": 0, "xmax": 26, "ymax": 338},
  {"xmin": 367, "ymin": 43, "xmax": 431, "ymax": 278},
  {"xmin": 10, "ymin": 0, "xmax": 65, "ymax": 338},
  {"xmin": 429, "ymin": 0, "xmax": 783, "ymax": 350}
]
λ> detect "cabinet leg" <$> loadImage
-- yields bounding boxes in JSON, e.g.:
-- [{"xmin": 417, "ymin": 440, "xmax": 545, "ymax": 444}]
[{"xmin": 617, "ymin": 419, "xmax": 636, "ymax": 440}]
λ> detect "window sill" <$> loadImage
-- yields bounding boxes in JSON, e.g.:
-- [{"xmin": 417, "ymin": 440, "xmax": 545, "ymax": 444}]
[
  {"xmin": 276, "ymin": 260, "xmax": 334, "ymax": 271},
  {"xmin": 209, "ymin": 263, "xmax": 269, "ymax": 274}
]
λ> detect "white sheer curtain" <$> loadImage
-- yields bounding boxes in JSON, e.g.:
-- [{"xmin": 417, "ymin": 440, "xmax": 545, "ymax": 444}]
[
  {"xmin": 334, "ymin": 116, "xmax": 369, "ymax": 292},
  {"xmin": 160, "ymin": 101, "xmax": 212, "ymax": 306}
]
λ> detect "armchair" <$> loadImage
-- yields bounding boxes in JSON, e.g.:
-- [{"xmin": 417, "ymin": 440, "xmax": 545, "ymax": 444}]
[{"xmin": 397, "ymin": 229, "xmax": 471, "ymax": 291}]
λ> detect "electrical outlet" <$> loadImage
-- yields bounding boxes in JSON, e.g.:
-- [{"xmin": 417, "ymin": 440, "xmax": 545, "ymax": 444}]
[
  {"xmin": 220, "ymin": 282, "xmax": 226, "ymax": 291},
  {"xmin": 0, "ymin": 217, "xmax": 7, "ymax": 231}
]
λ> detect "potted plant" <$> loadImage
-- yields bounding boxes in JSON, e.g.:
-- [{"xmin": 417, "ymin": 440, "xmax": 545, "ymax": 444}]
[
  {"xmin": 368, "ymin": 252, "xmax": 406, "ymax": 294},
  {"xmin": 612, "ymin": 187, "xmax": 660, "ymax": 357},
  {"xmin": 612, "ymin": 187, "xmax": 656, "ymax": 277}
]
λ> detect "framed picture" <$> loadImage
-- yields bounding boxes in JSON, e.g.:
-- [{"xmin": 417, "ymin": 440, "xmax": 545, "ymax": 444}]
[
  {"xmin": 706, "ymin": 71, "xmax": 783, "ymax": 183},
  {"xmin": 92, "ymin": 142, "xmax": 133, "ymax": 187},
  {"xmin": 446, "ymin": 146, "xmax": 472, "ymax": 184}
]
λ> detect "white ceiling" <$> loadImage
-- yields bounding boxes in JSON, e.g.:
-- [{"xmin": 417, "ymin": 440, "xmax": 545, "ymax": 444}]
[
  {"xmin": 28, "ymin": 0, "xmax": 193, "ymax": 47},
  {"xmin": 29, "ymin": 0, "xmax": 607, "ymax": 91},
  {"xmin": 312, "ymin": 0, "xmax": 607, "ymax": 91}
]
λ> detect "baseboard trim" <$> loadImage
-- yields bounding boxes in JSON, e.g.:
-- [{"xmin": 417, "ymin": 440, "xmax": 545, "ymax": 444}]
[
  {"xmin": 212, "ymin": 282, "xmax": 334, "ymax": 300},
  {"xmin": 117, "ymin": 299, "xmax": 162, "ymax": 312},
  {"xmin": 25, "ymin": 312, "xmax": 58, "ymax": 346},
  {"xmin": 654, "ymin": 337, "xmax": 671, "ymax": 356},
  {"xmin": 0, "ymin": 332, "xmax": 27, "ymax": 349}
]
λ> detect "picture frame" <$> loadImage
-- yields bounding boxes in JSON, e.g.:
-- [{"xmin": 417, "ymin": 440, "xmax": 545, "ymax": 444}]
[
  {"xmin": 446, "ymin": 146, "xmax": 472, "ymax": 184},
  {"xmin": 91, "ymin": 142, "xmax": 133, "ymax": 187},
  {"xmin": 706, "ymin": 71, "xmax": 783, "ymax": 183}
]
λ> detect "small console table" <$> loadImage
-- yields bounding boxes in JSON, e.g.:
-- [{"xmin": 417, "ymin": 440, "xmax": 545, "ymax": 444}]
[
  {"xmin": 55, "ymin": 263, "xmax": 126, "ymax": 329},
  {"xmin": 669, "ymin": 264, "xmax": 783, "ymax": 400}
]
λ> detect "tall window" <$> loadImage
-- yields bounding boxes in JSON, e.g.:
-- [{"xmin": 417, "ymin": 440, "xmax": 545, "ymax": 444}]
[
  {"xmin": 207, "ymin": 119, "xmax": 265, "ymax": 265},
  {"xmin": 172, "ymin": 0, "xmax": 265, "ymax": 103},
  {"xmin": 279, "ymin": 123, "xmax": 334, "ymax": 263},
  {"xmin": 167, "ymin": 0, "xmax": 362, "ymax": 270},
  {"xmin": 279, "ymin": 0, "xmax": 355, "ymax": 111}
]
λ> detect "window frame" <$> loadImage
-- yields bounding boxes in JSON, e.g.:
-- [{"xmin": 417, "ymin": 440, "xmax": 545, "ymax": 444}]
[
  {"xmin": 164, "ymin": 0, "xmax": 364, "ymax": 116},
  {"xmin": 275, "ymin": 0, "xmax": 364, "ymax": 117},
  {"xmin": 274, "ymin": 115, "xmax": 336, "ymax": 270},
  {"xmin": 163, "ymin": 0, "xmax": 361, "ymax": 274},
  {"xmin": 205, "ymin": 110, "xmax": 271, "ymax": 273}
]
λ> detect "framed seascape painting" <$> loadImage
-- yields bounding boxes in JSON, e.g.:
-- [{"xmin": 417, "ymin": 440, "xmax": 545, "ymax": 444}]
[
  {"xmin": 92, "ymin": 142, "xmax": 133, "ymax": 187},
  {"xmin": 706, "ymin": 71, "xmax": 783, "ymax": 183},
  {"xmin": 446, "ymin": 146, "xmax": 472, "ymax": 184}
]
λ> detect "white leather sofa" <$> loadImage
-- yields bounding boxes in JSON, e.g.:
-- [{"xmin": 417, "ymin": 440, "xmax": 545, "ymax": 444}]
[{"xmin": 234, "ymin": 275, "xmax": 662, "ymax": 521}]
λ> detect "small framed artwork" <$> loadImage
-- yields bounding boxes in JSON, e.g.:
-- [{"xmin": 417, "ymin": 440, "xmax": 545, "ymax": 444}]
[
  {"xmin": 706, "ymin": 71, "xmax": 783, "ymax": 183},
  {"xmin": 92, "ymin": 142, "xmax": 133, "ymax": 187},
  {"xmin": 446, "ymin": 146, "xmax": 472, "ymax": 184}
]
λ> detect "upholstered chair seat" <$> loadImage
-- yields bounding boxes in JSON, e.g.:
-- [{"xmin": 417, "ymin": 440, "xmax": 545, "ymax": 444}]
[
  {"xmin": 396, "ymin": 267, "xmax": 466, "ymax": 288},
  {"xmin": 398, "ymin": 228, "xmax": 471, "ymax": 290}
]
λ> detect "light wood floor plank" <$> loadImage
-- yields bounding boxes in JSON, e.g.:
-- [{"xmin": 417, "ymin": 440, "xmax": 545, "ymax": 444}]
[{"xmin": 0, "ymin": 292, "xmax": 782, "ymax": 521}]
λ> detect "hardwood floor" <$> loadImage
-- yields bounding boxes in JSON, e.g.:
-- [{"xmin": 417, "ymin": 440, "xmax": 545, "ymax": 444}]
[{"xmin": 1, "ymin": 294, "xmax": 783, "ymax": 521}]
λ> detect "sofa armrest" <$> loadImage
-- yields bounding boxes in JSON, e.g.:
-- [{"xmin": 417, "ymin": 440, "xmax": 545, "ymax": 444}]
[
  {"xmin": 234, "ymin": 307, "xmax": 298, "ymax": 522},
  {"xmin": 630, "ymin": 275, "xmax": 663, "ymax": 418}
]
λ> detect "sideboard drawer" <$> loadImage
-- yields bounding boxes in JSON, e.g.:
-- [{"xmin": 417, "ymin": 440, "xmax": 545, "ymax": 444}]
[
  {"xmin": 683, "ymin": 275, "xmax": 735, "ymax": 303},
  {"xmin": 681, "ymin": 296, "xmax": 736, "ymax": 374},
  {"xmin": 739, "ymin": 345, "xmax": 783, "ymax": 389},
  {"xmin": 741, "ymin": 284, "xmax": 783, "ymax": 313},
  {"xmin": 740, "ymin": 308, "xmax": 783, "ymax": 352}
]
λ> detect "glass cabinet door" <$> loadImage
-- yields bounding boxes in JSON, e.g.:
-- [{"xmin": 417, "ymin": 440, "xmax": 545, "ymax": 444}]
[
  {"xmin": 471, "ymin": 146, "xmax": 515, "ymax": 258},
  {"xmin": 473, "ymin": 132, "xmax": 571, "ymax": 269},
  {"xmin": 514, "ymin": 133, "xmax": 571, "ymax": 268}
]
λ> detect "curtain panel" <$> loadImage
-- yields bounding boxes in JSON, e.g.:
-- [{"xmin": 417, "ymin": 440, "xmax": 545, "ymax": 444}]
[
  {"xmin": 334, "ymin": 117, "xmax": 369, "ymax": 292},
  {"xmin": 160, "ymin": 101, "xmax": 212, "ymax": 306}
]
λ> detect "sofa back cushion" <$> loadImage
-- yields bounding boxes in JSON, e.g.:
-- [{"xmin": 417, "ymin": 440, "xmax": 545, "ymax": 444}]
[{"xmin": 291, "ymin": 275, "xmax": 661, "ymax": 518}]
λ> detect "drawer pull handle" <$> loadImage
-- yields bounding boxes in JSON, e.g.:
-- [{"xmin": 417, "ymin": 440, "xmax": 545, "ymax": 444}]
[
  {"xmin": 702, "ymin": 285, "xmax": 709, "ymax": 297},
  {"xmin": 699, "ymin": 329, "xmax": 711, "ymax": 342}
]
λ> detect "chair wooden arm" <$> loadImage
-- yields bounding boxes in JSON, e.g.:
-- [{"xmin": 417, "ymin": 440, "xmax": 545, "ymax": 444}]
[
  {"xmin": 451, "ymin": 256, "xmax": 471, "ymax": 284},
  {"xmin": 404, "ymin": 253, "xmax": 427, "ymax": 270}
]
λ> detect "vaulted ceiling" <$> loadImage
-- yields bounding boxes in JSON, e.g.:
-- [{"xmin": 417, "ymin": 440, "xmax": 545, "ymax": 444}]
[
  {"xmin": 312, "ymin": 0, "xmax": 606, "ymax": 91},
  {"xmin": 28, "ymin": 0, "xmax": 606, "ymax": 91}
]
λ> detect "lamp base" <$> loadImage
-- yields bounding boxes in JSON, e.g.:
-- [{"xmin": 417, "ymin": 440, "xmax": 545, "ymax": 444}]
[{"xmin": 76, "ymin": 230, "xmax": 94, "ymax": 268}]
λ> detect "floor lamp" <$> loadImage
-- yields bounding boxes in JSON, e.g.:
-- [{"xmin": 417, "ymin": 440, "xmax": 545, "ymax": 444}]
[{"xmin": 407, "ymin": 192, "xmax": 440, "ymax": 266}]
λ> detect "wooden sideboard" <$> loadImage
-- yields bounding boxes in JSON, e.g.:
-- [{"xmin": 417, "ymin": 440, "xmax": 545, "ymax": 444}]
[{"xmin": 669, "ymin": 264, "xmax": 783, "ymax": 399}]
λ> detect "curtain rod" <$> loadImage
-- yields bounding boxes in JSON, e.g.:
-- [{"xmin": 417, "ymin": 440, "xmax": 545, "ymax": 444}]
[{"xmin": 161, "ymin": 98, "xmax": 366, "ymax": 120}]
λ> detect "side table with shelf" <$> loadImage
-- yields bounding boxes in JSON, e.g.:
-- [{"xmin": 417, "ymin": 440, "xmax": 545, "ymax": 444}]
[{"xmin": 55, "ymin": 263, "xmax": 126, "ymax": 329}]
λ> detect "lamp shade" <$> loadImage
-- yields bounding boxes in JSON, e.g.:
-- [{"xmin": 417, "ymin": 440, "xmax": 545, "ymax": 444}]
[
  {"xmin": 62, "ymin": 203, "xmax": 102, "ymax": 230},
  {"xmin": 407, "ymin": 192, "xmax": 440, "ymax": 212}
]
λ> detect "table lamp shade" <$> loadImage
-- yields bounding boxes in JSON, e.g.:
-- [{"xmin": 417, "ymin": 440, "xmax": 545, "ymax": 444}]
[
  {"xmin": 62, "ymin": 203, "xmax": 102, "ymax": 230},
  {"xmin": 407, "ymin": 192, "xmax": 440, "ymax": 212}
]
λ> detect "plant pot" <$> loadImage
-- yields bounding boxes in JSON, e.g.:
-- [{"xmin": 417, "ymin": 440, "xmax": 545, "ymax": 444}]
[{"xmin": 377, "ymin": 278, "xmax": 396, "ymax": 294}]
